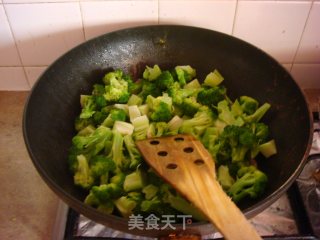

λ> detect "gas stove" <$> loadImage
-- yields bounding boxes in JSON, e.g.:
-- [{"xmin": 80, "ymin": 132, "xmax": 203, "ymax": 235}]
[{"xmin": 52, "ymin": 117, "xmax": 320, "ymax": 240}]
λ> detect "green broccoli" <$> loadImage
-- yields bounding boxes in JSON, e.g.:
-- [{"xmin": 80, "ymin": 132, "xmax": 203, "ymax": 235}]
[
  {"xmin": 179, "ymin": 108, "xmax": 214, "ymax": 138},
  {"xmin": 155, "ymin": 70, "xmax": 174, "ymax": 91},
  {"xmin": 197, "ymin": 86, "xmax": 226, "ymax": 107},
  {"xmin": 138, "ymin": 79, "xmax": 162, "ymax": 100},
  {"xmin": 142, "ymin": 184, "xmax": 159, "ymax": 200},
  {"xmin": 102, "ymin": 108, "xmax": 127, "ymax": 127},
  {"xmin": 167, "ymin": 82, "xmax": 198, "ymax": 105},
  {"xmin": 259, "ymin": 139, "xmax": 277, "ymax": 158},
  {"xmin": 74, "ymin": 154, "xmax": 94, "ymax": 189},
  {"xmin": 147, "ymin": 122, "xmax": 168, "ymax": 138},
  {"xmin": 123, "ymin": 169, "xmax": 146, "ymax": 192},
  {"xmin": 103, "ymin": 70, "xmax": 130, "ymax": 103},
  {"xmin": 123, "ymin": 134, "xmax": 142, "ymax": 169},
  {"xmin": 79, "ymin": 95, "xmax": 96, "ymax": 119},
  {"xmin": 74, "ymin": 117, "xmax": 94, "ymax": 132},
  {"xmin": 228, "ymin": 166, "xmax": 268, "ymax": 203},
  {"xmin": 92, "ymin": 84, "xmax": 107, "ymax": 108},
  {"xmin": 239, "ymin": 96, "xmax": 259, "ymax": 115},
  {"xmin": 203, "ymin": 69, "xmax": 224, "ymax": 87},
  {"xmin": 109, "ymin": 130, "xmax": 128, "ymax": 169},
  {"xmin": 114, "ymin": 192, "xmax": 144, "ymax": 217},
  {"xmin": 244, "ymin": 103, "xmax": 271, "ymax": 123},
  {"xmin": 143, "ymin": 64, "xmax": 162, "ymax": 81},
  {"xmin": 174, "ymin": 65, "xmax": 196, "ymax": 86},
  {"xmin": 132, "ymin": 115, "xmax": 150, "ymax": 140},
  {"xmin": 90, "ymin": 155, "xmax": 116, "ymax": 179},
  {"xmin": 217, "ymin": 100, "xmax": 244, "ymax": 126},
  {"xmin": 217, "ymin": 165, "xmax": 235, "ymax": 190},
  {"xmin": 180, "ymin": 96, "xmax": 202, "ymax": 117},
  {"xmin": 146, "ymin": 94, "xmax": 173, "ymax": 122},
  {"xmin": 72, "ymin": 126, "xmax": 113, "ymax": 156},
  {"xmin": 91, "ymin": 183, "xmax": 123, "ymax": 202}
]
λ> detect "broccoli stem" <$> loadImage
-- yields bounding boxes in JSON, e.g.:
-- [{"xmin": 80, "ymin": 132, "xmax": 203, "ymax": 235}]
[
  {"xmin": 123, "ymin": 169, "xmax": 145, "ymax": 192},
  {"xmin": 259, "ymin": 139, "xmax": 277, "ymax": 158}
]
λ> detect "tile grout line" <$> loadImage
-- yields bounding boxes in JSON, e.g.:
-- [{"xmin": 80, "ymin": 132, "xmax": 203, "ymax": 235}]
[
  {"xmin": 78, "ymin": 0, "xmax": 87, "ymax": 41},
  {"xmin": 231, "ymin": 0, "xmax": 239, "ymax": 35},
  {"xmin": 2, "ymin": 4, "xmax": 31, "ymax": 89},
  {"xmin": 290, "ymin": 0, "xmax": 314, "ymax": 72}
]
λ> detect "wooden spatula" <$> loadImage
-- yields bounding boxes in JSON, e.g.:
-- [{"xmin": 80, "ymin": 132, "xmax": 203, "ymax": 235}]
[{"xmin": 136, "ymin": 134, "xmax": 262, "ymax": 240}]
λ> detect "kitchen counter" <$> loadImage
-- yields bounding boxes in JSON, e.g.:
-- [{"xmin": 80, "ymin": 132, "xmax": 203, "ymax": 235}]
[
  {"xmin": 0, "ymin": 89, "xmax": 319, "ymax": 240},
  {"xmin": 0, "ymin": 92, "xmax": 59, "ymax": 240}
]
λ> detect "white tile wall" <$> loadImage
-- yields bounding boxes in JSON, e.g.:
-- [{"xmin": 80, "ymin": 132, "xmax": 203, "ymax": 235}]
[
  {"xmin": 25, "ymin": 66, "xmax": 46, "ymax": 87},
  {"xmin": 81, "ymin": 1, "xmax": 158, "ymax": 40},
  {"xmin": 233, "ymin": 1, "xmax": 311, "ymax": 63},
  {"xmin": 5, "ymin": 2, "xmax": 84, "ymax": 66},
  {"xmin": 295, "ymin": 2, "xmax": 320, "ymax": 63},
  {"xmin": 0, "ymin": 5, "xmax": 21, "ymax": 66},
  {"xmin": 0, "ymin": 0, "xmax": 319, "ymax": 90},
  {"xmin": 291, "ymin": 64, "xmax": 320, "ymax": 89},
  {"xmin": 0, "ymin": 67, "xmax": 29, "ymax": 90},
  {"xmin": 159, "ymin": 0, "xmax": 236, "ymax": 34}
]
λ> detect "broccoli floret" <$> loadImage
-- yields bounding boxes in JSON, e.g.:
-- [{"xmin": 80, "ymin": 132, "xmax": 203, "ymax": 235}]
[
  {"xmin": 97, "ymin": 201, "xmax": 115, "ymax": 214},
  {"xmin": 103, "ymin": 70, "xmax": 130, "ymax": 103},
  {"xmin": 244, "ymin": 103, "xmax": 271, "ymax": 123},
  {"xmin": 109, "ymin": 130, "xmax": 128, "ymax": 169},
  {"xmin": 167, "ymin": 82, "xmax": 198, "ymax": 105},
  {"xmin": 146, "ymin": 94, "xmax": 173, "ymax": 122},
  {"xmin": 74, "ymin": 155, "xmax": 94, "ymax": 189},
  {"xmin": 147, "ymin": 122, "xmax": 168, "ymax": 138},
  {"xmin": 180, "ymin": 96, "xmax": 202, "ymax": 117},
  {"xmin": 166, "ymin": 192, "xmax": 207, "ymax": 221},
  {"xmin": 143, "ymin": 64, "xmax": 162, "ymax": 81},
  {"xmin": 228, "ymin": 166, "xmax": 268, "ymax": 203},
  {"xmin": 110, "ymin": 172, "xmax": 126, "ymax": 187},
  {"xmin": 239, "ymin": 96, "xmax": 259, "ymax": 115},
  {"xmin": 155, "ymin": 70, "xmax": 174, "ymax": 91},
  {"xmin": 142, "ymin": 184, "xmax": 159, "ymax": 200},
  {"xmin": 217, "ymin": 100, "xmax": 244, "ymax": 126},
  {"xmin": 102, "ymin": 108, "xmax": 127, "ymax": 127},
  {"xmin": 90, "ymin": 155, "xmax": 116, "ymax": 179},
  {"xmin": 138, "ymin": 79, "xmax": 162, "ymax": 100},
  {"xmin": 132, "ymin": 115, "xmax": 150, "ymax": 140},
  {"xmin": 74, "ymin": 117, "xmax": 94, "ymax": 132},
  {"xmin": 90, "ymin": 183, "xmax": 123, "ymax": 203},
  {"xmin": 114, "ymin": 194, "xmax": 141, "ymax": 218},
  {"xmin": 203, "ymin": 69, "xmax": 224, "ymax": 87},
  {"xmin": 174, "ymin": 65, "xmax": 196, "ymax": 86},
  {"xmin": 197, "ymin": 86, "xmax": 226, "ymax": 107},
  {"xmin": 201, "ymin": 127, "xmax": 219, "ymax": 149},
  {"xmin": 140, "ymin": 196, "xmax": 161, "ymax": 212},
  {"xmin": 259, "ymin": 139, "xmax": 277, "ymax": 158},
  {"xmin": 79, "ymin": 95, "xmax": 96, "ymax": 119},
  {"xmin": 123, "ymin": 169, "xmax": 146, "ymax": 192},
  {"xmin": 127, "ymin": 94, "xmax": 143, "ymax": 106},
  {"xmin": 179, "ymin": 109, "xmax": 214, "ymax": 138},
  {"xmin": 123, "ymin": 134, "xmax": 142, "ymax": 169},
  {"xmin": 217, "ymin": 165, "xmax": 235, "ymax": 190},
  {"xmin": 92, "ymin": 84, "xmax": 107, "ymax": 108},
  {"xmin": 72, "ymin": 126, "xmax": 113, "ymax": 156}
]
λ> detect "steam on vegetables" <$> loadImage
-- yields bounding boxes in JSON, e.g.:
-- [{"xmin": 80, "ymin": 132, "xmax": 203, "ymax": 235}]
[{"xmin": 68, "ymin": 65, "xmax": 277, "ymax": 220}]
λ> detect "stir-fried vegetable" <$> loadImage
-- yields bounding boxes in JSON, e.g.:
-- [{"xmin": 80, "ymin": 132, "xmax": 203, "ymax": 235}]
[{"xmin": 68, "ymin": 65, "xmax": 277, "ymax": 220}]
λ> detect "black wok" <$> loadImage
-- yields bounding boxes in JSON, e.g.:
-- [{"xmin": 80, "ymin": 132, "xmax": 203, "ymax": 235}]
[{"xmin": 23, "ymin": 25, "xmax": 312, "ymax": 237}]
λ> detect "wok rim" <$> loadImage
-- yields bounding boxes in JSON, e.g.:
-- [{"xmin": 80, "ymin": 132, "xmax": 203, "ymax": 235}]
[{"xmin": 22, "ymin": 24, "xmax": 314, "ymax": 236}]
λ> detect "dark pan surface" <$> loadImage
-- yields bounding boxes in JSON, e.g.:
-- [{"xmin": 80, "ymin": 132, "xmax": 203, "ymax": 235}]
[{"xmin": 23, "ymin": 25, "xmax": 312, "ymax": 236}]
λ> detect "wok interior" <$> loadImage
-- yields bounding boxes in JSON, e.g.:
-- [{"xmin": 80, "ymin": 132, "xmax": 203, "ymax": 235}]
[{"xmin": 23, "ymin": 26, "xmax": 311, "ymax": 234}]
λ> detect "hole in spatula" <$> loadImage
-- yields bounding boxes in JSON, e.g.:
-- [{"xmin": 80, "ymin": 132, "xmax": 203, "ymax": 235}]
[
  {"xmin": 194, "ymin": 159, "xmax": 204, "ymax": 166},
  {"xmin": 174, "ymin": 137, "xmax": 184, "ymax": 142},
  {"xmin": 150, "ymin": 140, "xmax": 160, "ymax": 145},
  {"xmin": 158, "ymin": 151, "xmax": 168, "ymax": 157},
  {"xmin": 184, "ymin": 147, "xmax": 194, "ymax": 153},
  {"xmin": 166, "ymin": 163, "xmax": 178, "ymax": 169}
]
